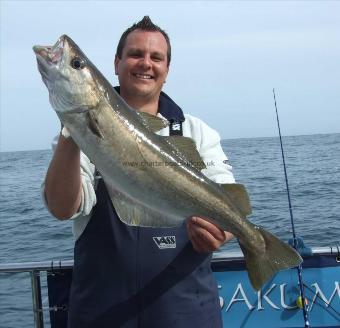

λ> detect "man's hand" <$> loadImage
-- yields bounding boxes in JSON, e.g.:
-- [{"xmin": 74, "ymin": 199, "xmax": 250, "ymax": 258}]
[{"xmin": 186, "ymin": 216, "xmax": 234, "ymax": 253}]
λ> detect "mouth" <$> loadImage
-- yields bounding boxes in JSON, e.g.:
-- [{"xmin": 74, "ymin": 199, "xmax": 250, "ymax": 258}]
[
  {"xmin": 33, "ymin": 36, "xmax": 65, "ymax": 75},
  {"xmin": 132, "ymin": 73, "xmax": 154, "ymax": 80}
]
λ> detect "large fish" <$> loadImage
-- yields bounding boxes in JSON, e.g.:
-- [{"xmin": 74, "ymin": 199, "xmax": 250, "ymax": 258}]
[{"xmin": 33, "ymin": 35, "xmax": 302, "ymax": 290}]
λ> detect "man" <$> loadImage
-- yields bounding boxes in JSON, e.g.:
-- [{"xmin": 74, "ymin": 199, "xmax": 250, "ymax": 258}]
[{"xmin": 44, "ymin": 16, "xmax": 235, "ymax": 327}]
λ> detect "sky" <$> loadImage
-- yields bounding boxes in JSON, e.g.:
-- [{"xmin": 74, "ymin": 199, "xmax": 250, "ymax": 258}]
[{"xmin": 1, "ymin": 0, "xmax": 339, "ymax": 152}]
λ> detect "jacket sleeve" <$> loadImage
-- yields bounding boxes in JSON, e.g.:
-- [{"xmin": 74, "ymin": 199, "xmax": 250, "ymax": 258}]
[
  {"xmin": 41, "ymin": 135, "xmax": 97, "ymax": 219},
  {"xmin": 184, "ymin": 115, "xmax": 236, "ymax": 184},
  {"xmin": 78, "ymin": 152, "xmax": 97, "ymax": 217}
]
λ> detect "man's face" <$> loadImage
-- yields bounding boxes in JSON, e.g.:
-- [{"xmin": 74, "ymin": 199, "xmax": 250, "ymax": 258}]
[{"xmin": 115, "ymin": 30, "xmax": 169, "ymax": 103}]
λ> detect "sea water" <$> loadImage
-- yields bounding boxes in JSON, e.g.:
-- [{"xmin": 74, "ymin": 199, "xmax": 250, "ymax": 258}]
[{"xmin": 0, "ymin": 133, "xmax": 339, "ymax": 327}]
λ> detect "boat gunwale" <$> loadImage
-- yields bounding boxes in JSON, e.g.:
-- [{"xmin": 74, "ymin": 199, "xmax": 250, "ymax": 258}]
[{"xmin": 0, "ymin": 246, "xmax": 339, "ymax": 273}]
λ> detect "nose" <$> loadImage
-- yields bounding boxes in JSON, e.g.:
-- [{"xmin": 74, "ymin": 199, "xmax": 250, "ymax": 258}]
[{"xmin": 139, "ymin": 55, "xmax": 152, "ymax": 70}]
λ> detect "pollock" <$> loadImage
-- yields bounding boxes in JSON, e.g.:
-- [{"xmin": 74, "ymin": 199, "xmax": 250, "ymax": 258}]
[{"xmin": 33, "ymin": 35, "xmax": 302, "ymax": 290}]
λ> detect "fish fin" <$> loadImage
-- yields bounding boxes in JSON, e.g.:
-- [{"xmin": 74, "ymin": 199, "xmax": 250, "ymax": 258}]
[
  {"xmin": 239, "ymin": 225, "xmax": 303, "ymax": 290},
  {"xmin": 162, "ymin": 136, "xmax": 207, "ymax": 171},
  {"xmin": 220, "ymin": 183, "xmax": 252, "ymax": 217},
  {"xmin": 105, "ymin": 182, "xmax": 182, "ymax": 228},
  {"xmin": 138, "ymin": 112, "xmax": 168, "ymax": 132},
  {"xmin": 87, "ymin": 111, "xmax": 104, "ymax": 139}
]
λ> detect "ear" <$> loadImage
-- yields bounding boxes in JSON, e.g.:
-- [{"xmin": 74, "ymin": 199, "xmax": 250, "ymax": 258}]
[
  {"xmin": 164, "ymin": 65, "xmax": 169, "ymax": 83},
  {"xmin": 114, "ymin": 55, "xmax": 120, "ymax": 76}
]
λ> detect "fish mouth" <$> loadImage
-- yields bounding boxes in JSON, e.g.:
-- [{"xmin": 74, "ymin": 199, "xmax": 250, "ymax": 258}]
[{"xmin": 33, "ymin": 35, "xmax": 65, "ymax": 79}]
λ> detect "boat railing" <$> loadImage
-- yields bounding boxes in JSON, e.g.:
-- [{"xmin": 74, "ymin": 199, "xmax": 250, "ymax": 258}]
[
  {"xmin": 0, "ymin": 246, "xmax": 339, "ymax": 328},
  {"xmin": 0, "ymin": 260, "xmax": 73, "ymax": 328}
]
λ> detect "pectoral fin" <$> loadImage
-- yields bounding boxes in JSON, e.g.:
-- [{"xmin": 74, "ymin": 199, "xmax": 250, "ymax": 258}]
[{"xmin": 87, "ymin": 111, "xmax": 104, "ymax": 139}]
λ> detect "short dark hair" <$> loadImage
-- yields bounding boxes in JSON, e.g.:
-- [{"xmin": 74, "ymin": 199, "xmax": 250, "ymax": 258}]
[{"xmin": 116, "ymin": 16, "xmax": 171, "ymax": 66}]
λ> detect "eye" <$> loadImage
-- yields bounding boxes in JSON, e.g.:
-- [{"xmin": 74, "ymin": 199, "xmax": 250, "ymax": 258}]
[
  {"xmin": 71, "ymin": 57, "xmax": 85, "ymax": 69},
  {"xmin": 152, "ymin": 56, "xmax": 162, "ymax": 62}
]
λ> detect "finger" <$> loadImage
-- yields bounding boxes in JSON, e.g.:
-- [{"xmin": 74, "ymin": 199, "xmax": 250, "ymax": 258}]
[
  {"xmin": 224, "ymin": 231, "xmax": 234, "ymax": 242},
  {"xmin": 187, "ymin": 221, "xmax": 210, "ymax": 252},
  {"xmin": 188, "ymin": 222, "xmax": 222, "ymax": 252},
  {"xmin": 190, "ymin": 230, "xmax": 211, "ymax": 253},
  {"xmin": 190, "ymin": 217, "xmax": 226, "ymax": 243}
]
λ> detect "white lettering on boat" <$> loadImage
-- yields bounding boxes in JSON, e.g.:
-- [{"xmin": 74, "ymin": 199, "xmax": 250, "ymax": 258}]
[
  {"xmin": 257, "ymin": 284, "xmax": 280, "ymax": 310},
  {"xmin": 226, "ymin": 283, "xmax": 254, "ymax": 311},
  {"xmin": 280, "ymin": 284, "xmax": 297, "ymax": 310},
  {"xmin": 310, "ymin": 281, "xmax": 339, "ymax": 310},
  {"xmin": 221, "ymin": 281, "xmax": 339, "ymax": 311}
]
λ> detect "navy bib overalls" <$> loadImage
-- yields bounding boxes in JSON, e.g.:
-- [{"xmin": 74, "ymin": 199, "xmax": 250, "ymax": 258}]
[{"xmin": 68, "ymin": 91, "xmax": 222, "ymax": 328}]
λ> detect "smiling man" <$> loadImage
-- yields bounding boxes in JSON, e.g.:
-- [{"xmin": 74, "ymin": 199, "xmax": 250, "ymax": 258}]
[
  {"xmin": 44, "ymin": 16, "xmax": 235, "ymax": 327},
  {"xmin": 114, "ymin": 28, "xmax": 169, "ymax": 114}
]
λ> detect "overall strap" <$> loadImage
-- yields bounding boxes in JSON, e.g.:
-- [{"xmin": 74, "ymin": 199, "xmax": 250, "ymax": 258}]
[{"xmin": 169, "ymin": 119, "xmax": 183, "ymax": 136}]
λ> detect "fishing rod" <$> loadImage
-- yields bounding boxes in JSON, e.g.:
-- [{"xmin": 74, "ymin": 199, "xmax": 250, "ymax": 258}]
[{"xmin": 272, "ymin": 89, "xmax": 310, "ymax": 328}]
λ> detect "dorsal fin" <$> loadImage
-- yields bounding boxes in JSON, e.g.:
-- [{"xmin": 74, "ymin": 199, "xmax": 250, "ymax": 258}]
[
  {"xmin": 138, "ymin": 112, "xmax": 168, "ymax": 132},
  {"xmin": 220, "ymin": 183, "xmax": 252, "ymax": 217},
  {"xmin": 136, "ymin": 112, "xmax": 206, "ymax": 171},
  {"xmin": 162, "ymin": 135, "xmax": 207, "ymax": 171}
]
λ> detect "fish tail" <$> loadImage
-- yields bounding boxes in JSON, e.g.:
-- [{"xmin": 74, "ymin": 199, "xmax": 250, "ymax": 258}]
[{"xmin": 239, "ymin": 226, "xmax": 303, "ymax": 290}]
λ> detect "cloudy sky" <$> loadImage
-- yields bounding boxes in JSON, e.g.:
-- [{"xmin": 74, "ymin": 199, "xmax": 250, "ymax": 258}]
[{"xmin": 1, "ymin": 1, "xmax": 339, "ymax": 151}]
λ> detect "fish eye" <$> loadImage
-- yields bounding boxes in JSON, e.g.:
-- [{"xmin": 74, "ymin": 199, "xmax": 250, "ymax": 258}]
[{"xmin": 71, "ymin": 57, "xmax": 85, "ymax": 69}]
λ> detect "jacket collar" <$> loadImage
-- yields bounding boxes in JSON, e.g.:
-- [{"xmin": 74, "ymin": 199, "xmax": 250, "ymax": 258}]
[{"xmin": 114, "ymin": 86, "xmax": 185, "ymax": 122}]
